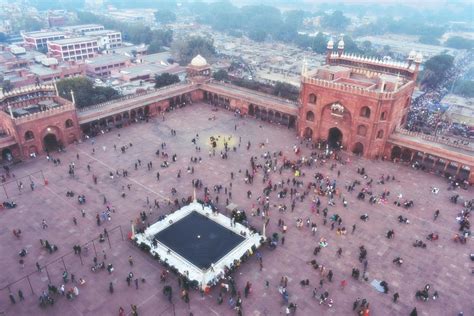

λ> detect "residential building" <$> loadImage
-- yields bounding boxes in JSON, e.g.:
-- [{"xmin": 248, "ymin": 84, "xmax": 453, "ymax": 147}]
[
  {"xmin": 84, "ymin": 54, "xmax": 130, "ymax": 77},
  {"xmin": 62, "ymin": 24, "xmax": 104, "ymax": 35},
  {"xmin": 47, "ymin": 37, "xmax": 99, "ymax": 61},
  {"xmin": 84, "ymin": 29, "xmax": 122, "ymax": 49},
  {"xmin": 22, "ymin": 30, "xmax": 66, "ymax": 50}
]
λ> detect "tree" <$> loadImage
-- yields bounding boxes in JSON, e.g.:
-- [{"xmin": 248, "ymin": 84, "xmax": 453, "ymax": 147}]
[
  {"xmin": 421, "ymin": 54, "xmax": 454, "ymax": 88},
  {"xmin": 320, "ymin": 11, "xmax": 350, "ymax": 31},
  {"xmin": 56, "ymin": 77, "xmax": 119, "ymax": 108},
  {"xmin": 77, "ymin": 12, "xmax": 173, "ymax": 47},
  {"xmin": 311, "ymin": 32, "xmax": 328, "ymax": 54},
  {"xmin": 154, "ymin": 10, "xmax": 176, "ymax": 24},
  {"xmin": 213, "ymin": 70, "xmax": 229, "ymax": 81},
  {"xmin": 154, "ymin": 73, "xmax": 180, "ymax": 89},
  {"xmin": 273, "ymin": 82, "xmax": 299, "ymax": 101},
  {"xmin": 284, "ymin": 10, "xmax": 306, "ymax": 29},
  {"xmin": 171, "ymin": 36, "xmax": 216, "ymax": 65},
  {"xmin": 445, "ymin": 36, "xmax": 474, "ymax": 49}
]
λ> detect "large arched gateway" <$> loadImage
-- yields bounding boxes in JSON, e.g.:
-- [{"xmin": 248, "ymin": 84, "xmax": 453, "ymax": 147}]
[
  {"xmin": 328, "ymin": 127, "xmax": 343, "ymax": 149},
  {"xmin": 43, "ymin": 134, "xmax": 59, "ymax": 151}
]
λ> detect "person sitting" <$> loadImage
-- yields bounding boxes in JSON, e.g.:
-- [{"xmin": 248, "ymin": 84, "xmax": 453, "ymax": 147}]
[
  {"xmin": 107, "ymin": 263, "xmax": 114, "ymax": 274},
  {"xmin": 79, "ymin": 278, "xmax": 86, "ymax": 285},
  {"xmin": 13, "ymin": 229, "xmax": 21, "ymax": 238},
  {"xmin": 427, "ymin": 233, "xmax": 439, "ymax": 241},
  {"xmin": 19, "ymin": 248, "xmax": 27, "ymax": 257},
  {"xmin": 380, "ymin": 280, "xmax": 389, "ymax": 293},
  {"xmin": 360, "ymin": 214, "xmax": 369, "ymax": 221},
  {"xmin": 386, "ymin": 230, "xmax": 395, "ymax": 239},
  {"xmin": 393, "ymin": 257, "xmax": 403, "ymax": 266}
]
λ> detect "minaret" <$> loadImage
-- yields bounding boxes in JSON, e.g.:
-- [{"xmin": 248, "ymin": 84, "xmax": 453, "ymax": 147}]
[
  {"xmin": 301, "ymin": 56, "xmax": 308, "ymax": 76},
  {"xmin": 7, "ymin": 104, "xmax": 14, "ymax": 119},
  {"xmin": 407, "ymin": 50, "xmax": 416, "ymax": 68},
  {"xmin": 326, "ymin": 39, "xmax": 334, "ymax": 64},
  {"xmin": 337, "ymin": 37, "xmax": 344, "ymax": 57},
  {"xmin": 53, "ymin": 80, "xmax": 59, "ymax": 96},
  {"xmin": 70, "ymin": 89, "xmax": 76, "ymax": 106},
  {"xmin": 413, "ymin": 52, "xmax": 423, "ymax": 82}
]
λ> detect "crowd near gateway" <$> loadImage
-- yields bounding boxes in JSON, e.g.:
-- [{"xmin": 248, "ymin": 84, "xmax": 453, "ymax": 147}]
[{"xmin": 0, "ymin": 1, "xmax": 473, "ymax": 316}]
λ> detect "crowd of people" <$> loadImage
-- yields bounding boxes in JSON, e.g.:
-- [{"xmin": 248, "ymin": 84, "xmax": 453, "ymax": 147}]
[{"xmin": 3, "ymin": 102, "xmax": 472, "ymax": 316}]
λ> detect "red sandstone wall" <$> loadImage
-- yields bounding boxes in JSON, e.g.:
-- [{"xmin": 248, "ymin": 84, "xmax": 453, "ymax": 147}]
[{"xmin": 15, "ymin": 109, "xmax": 81, "ymax": 158}]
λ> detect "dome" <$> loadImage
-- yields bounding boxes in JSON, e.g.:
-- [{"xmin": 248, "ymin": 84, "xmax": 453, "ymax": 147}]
[
  {"xmin": 414, "ymin": 52, "xmax": 423, "ymax": 63},
  {"xmin": 190, "ymin": 54, "xmax": 208, "ymax": 67},
  {"xmin": 408, "ymin": 50, "xmax": 416, "ymax": 60},
  {"xmin": 338, "ymin": 39, "xmax": 344, "ymax": 50},
  {"xmin": 327, "ymin": 39, "xmax": 334, "ymax": 50}
]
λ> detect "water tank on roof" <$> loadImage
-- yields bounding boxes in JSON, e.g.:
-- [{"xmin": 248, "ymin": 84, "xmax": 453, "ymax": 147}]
[
  {"xmin": 41, "ymin": 58, "xmax": 59, "ymax": 67},
  {"xmin": 10, "ymin": 45, "xmax": 26, "ymax": 55}
]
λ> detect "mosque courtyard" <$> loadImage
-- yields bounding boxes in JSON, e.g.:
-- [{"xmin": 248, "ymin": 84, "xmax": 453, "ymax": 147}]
[{"xmin": 0, "ymin": 102, "xmax": 472, "ymax": 316}]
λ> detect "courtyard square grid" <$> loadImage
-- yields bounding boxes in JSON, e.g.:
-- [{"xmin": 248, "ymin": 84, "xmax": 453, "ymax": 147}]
[{"xmin": 0, "ymin": 102, "xmax": 471, "ymax": 316}]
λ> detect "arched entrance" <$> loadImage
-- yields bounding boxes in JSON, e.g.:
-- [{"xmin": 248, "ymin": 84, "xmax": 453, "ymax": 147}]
[
  {"xmin": 43, "ymin": 134, "xmax": 59, "ymax": 151},
  {"xmin": 391, "ymin": 146, "xmax": 402, "ymax": 160},
  {"xmin": 2, "ymin": 148, "xmax": 13, "ymax": 161},
  {"xmin": 328, "ymin": 127, "xmax": 343, "ymax": 148},
  {"xmin": 248, "ymin": 104, "xmax": 255, "ymax": 116},
  {"xmin": 289, "ymin": 116, "xmax": 296, "ymax": 128},
  {"xmin": 401, "ymin": 148, "xmax": 412, "ymax": 161},
  {"xmin": 352, "ymin": 142, "xmax": 364, "ymax": 155},
  {"xmin": 303, "ymin": 127, "xmax": 313, "ymax": 139}
]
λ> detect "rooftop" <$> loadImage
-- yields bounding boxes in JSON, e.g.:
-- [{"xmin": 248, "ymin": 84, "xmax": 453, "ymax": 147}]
[
  {"xmin": 63, "ymin": 24, "xmax": 104, "ymax": 31},
  {"xmin": 84, "ymin": 29, "xmax": 121, "ymax": 36},
  {"xmin": 48, "ymin": 36, "xmax": 97, "ymax": 45},
  {"xmin": 22, "ymin": 30, "xmax": 65, "ymax": 39},
  {"xmin": 85, "ymin": 54, "xmax": 129, "ymax": 67}
]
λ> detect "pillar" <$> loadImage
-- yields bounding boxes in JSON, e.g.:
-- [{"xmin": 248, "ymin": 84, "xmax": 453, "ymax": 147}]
[{"xmin": 443, "ymin": 161, "xmax": 449, "ymax": 172}]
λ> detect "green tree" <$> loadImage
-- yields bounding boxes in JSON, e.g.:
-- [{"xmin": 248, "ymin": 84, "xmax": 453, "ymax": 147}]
[
  {"xmin": 57, "ymin": 77, "xmax": 119, "ymax": 108},
  {"xmin": 273, "ymin": 82, "xmax": 299, "ymax": 101},
  {"xmin": 320, "ymin": 11, "xmax": 350, "ymax": 31},
  {"xmin": 77, "ymin": 12, "xmax": 173, "ymax": 47},
  {"xmin": 213, "ymin": 69, "xmax": 229, "ymax": 81},
  {"xmin": 284, "ymin": 10, "xmax": 305, "ymax": 29},
  {"xmin": 421, "ymin": 54, "xmax": 454, "ymax": 88},
  {"xmin": 445, "ymin": 36, "xmax": 474, "ymax": 49},
  {"xmin": 154, "ymin": 73, "xmax": 180, "ymax": 89},
  {"xmin": 171, "ymin": 36, "xmax": 216, "ymax": 65},
  {"xmin": 311, "ymin": 32, "xmax": 328, "ymax": 54},
  {"xmin": 154, "ymin": 10, "xmax": 177, "ymax": 24}
]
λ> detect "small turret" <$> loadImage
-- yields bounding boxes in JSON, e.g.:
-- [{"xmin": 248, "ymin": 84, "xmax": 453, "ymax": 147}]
[
  {"xmin": 326, "ymin": 39, "xmax": 334, "ymax": 64},
  {"xmin": 337, "ymin": 38, "xmax": 344, "ymax": 57}
]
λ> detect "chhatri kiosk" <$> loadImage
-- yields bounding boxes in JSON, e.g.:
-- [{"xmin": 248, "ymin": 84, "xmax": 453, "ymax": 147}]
[{"xmin": 134, "ymin": 200, "xmax": 264, "ymax": 290}]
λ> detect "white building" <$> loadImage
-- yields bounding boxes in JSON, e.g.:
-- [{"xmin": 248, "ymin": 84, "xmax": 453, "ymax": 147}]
[
  {"xmin": 84, "ymin": 29, "xmax": 122, "ymax": 50},
  {"xmin": 22, "ymin": 30, "xmax": 66, "ymax": 50},
  {"xmin": 47, "ymin": 37, "xmax": 99, "ymax": 61}
]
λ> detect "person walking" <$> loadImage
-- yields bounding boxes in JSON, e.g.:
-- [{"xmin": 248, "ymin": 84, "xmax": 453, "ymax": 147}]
[
  {"xmin": 128, "ymin": 256, "xmax": 134, "ymax": 266},
  {"xmin": 18, "ymin": 290, "xmax": 24, "ymax": 301},
  {"xmin": 131, "ymin": 304, "xmax": 138, "ymax": 316},
  {"xmin": 393, "ymin": 292, "xmax": 399, "ymax": 303}
]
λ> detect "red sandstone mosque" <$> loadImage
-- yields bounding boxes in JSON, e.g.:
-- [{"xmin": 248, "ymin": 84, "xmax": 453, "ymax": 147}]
[{"xmin": 0, "ymin": 44, "xmax": 472, "ymax": 184}]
